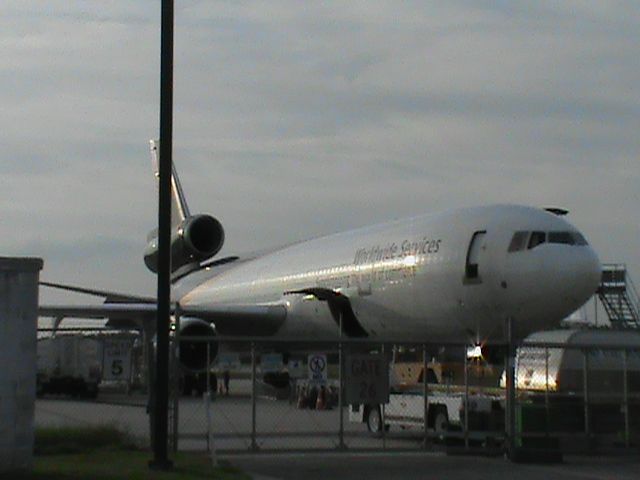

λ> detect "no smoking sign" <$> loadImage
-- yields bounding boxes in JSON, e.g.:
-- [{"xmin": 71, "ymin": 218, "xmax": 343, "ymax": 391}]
[{"xmin": 307, "ymin": 353, "xmax": 327, "ymax": 384}]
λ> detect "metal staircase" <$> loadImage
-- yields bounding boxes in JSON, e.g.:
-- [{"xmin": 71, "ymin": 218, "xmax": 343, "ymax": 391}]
[{"xmin": 597, "ymin": 264, "xmax": 640, "ymax": 329}]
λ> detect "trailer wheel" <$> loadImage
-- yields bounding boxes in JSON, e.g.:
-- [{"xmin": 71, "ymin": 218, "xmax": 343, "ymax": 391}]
[
  {"xmin": 433, "ymin": 408, "xmax": 449, "ymax": 436},
  {"xmin": 366, "ymin": 406, "xmax": 382, "ymax": 434}
]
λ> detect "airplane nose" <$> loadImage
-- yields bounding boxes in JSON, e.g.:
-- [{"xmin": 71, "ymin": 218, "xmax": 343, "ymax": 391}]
[
  {"xmin": 499, "ymin": 242, "xmax": 602, "ymax": 338},
  {"xmin": 579, "ymin": 246, "xmax": 602, "ymax": 298},
  {"xmin": 551, "ymin": 245, "xmax": 601, "ymax": 304}
]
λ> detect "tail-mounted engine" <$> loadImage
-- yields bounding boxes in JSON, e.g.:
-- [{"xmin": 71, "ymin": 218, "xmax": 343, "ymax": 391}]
[{"xmin": 144, "ymin": 214, "xmax": 224, "ymax": 273}]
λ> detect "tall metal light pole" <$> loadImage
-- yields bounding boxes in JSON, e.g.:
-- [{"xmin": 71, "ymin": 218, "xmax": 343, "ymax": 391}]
[{"xmin": 150, "ymin": 0, "xmax": 174, "ymax": 470}]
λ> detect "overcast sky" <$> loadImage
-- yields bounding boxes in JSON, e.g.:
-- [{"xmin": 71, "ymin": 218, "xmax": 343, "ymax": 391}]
[{"xmin": 2, "ymin": 1, "xmax": 638, "ymax": 308}]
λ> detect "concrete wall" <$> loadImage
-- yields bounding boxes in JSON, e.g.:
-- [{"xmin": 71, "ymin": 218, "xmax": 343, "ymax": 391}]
[{"xmin": 0, "ymin": 257, "xmax": 43, "ymax": 472}]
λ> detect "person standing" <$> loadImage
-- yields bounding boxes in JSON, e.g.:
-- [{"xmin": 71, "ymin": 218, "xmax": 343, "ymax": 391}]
[{"xmin": 223, "ymin": 369, "xmax": 230, "ymax": 395}]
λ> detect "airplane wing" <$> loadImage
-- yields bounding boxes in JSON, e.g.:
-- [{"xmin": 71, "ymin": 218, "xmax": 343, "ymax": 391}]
[
  {"xmin": 285, "ymin": 287, "xmax": 368, "ymax": 337},
  {"xmin": 39, "ymin": 282, "xmax": 158, "ymax": 330},
  {"xmin": 38, "ymin": 302, "xmax": 287, "ymax": 336},
  {"xmin": 39, "ymin": 303, "xmax": 158, "ymax": 320},
  {"xmin": 40, "ymin": 281, "xmax": 155, "ymax": 303}
]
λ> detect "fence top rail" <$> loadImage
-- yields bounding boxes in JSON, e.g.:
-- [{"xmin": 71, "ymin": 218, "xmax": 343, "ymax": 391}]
[
  {"xmin": 177, "ymin": 334, "xmax": 640, "ymax": 351},
  {"xmin": 177, "ymin": 334, "xmax": 483, "ymax": 348},
  {"xmin": 177, "ymin": 335, "xmax": 639, "ymax": 350},
  {"xmin": 519, "ymin": 341, "xmax": 640, "ymax": 350},
  {"xmin": 36, "ymin": 329, "xmax": 640, "ymax": 351},
  {"xmin": 37, "ymin": 327, "xmax": 138, "ymax": 333}
]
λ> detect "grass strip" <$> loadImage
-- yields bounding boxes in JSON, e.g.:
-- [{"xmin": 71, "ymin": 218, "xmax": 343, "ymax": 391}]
[
  {"xmin": 2, "ymin": 451, "xmax": 248, "ymax": 480},
  {"xmin": 34, "ymin": 425, "xmax": 140, "ymax": 455},
  {"xmin": 0, "ymin": 425, "xmax": 248, "ymax": 479}
]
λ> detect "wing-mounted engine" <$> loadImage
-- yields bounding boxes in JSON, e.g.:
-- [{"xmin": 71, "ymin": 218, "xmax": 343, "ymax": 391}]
[
  {"xmin": 143, "ymin": 214, "xmax": 225, "ymax": 273},
  {"xmin": 176, "ymin": 317, "xmax": 219, "ymax": 372}
]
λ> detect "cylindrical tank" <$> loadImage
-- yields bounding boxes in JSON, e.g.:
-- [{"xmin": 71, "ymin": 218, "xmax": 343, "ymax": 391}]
[
  {"xmin": 510, "ymin": 329, "xmax": 640, "ymax": 392},
  {"xmin": 0, "ymin": 257, "xmax": 43, "ymax": 472}
]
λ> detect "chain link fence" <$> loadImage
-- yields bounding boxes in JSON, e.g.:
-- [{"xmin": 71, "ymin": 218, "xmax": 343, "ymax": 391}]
[
  {"xmin": 34, "ymin": 326, "xmax": 640, "ymax": 458},
  {"xmin": 513, "ymin": 338, "xmax": 640, "ymax": 454}
]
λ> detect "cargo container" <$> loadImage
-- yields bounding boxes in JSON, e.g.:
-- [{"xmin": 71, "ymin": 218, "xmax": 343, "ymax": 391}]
[{"xmin": 36, "ymin": 335, "xmax": 102, "ymax": 398}]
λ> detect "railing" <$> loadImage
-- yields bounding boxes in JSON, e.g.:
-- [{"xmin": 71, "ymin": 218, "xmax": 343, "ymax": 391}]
[{"xmin": 599, "ymin": 264, "xmax": 640, "ymax": 327}]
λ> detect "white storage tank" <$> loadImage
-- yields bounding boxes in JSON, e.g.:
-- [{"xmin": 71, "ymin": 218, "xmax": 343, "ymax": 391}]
[
  {"xmin": 509, "ymin": 329, "xmax": 640, "ymax": 393},
  {"xmin": 0, "ymin": 257, "xmax": 43, "ymax": 472}
]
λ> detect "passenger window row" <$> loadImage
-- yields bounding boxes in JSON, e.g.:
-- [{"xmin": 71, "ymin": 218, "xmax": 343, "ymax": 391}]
[{"xmin": 508, "ymin": 230, "xmax": 588, "ymax": 252}]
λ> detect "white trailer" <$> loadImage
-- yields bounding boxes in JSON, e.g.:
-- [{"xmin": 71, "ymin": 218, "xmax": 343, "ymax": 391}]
[{"xmin": 36, "ymin": 335, "xmax": 102, "ymax": 398}]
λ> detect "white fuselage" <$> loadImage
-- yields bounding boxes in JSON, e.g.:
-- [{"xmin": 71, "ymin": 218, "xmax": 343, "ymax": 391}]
[{"xmin": 180, "ymin": 205, "xmax": 601, "ymax": 342}]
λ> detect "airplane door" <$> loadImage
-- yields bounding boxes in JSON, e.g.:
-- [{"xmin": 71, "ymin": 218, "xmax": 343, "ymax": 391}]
[{"xmin": 465, "ymin": 230, "xmax": 486, "ymax": 282}]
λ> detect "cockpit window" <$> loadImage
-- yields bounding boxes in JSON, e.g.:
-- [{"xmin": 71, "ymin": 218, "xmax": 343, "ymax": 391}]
[
  {"xmin": 548, "ymin": 231, "xmax": 574, "ymax": 245},
  {"xmin": 547, "ymin": 231, "xmax": 589, "ymax": 246},
  {"xmin": 528, "ymin": 231, "xmax": 546, "ymax": 249},
  {"xmin": 508, "ymin": 231, "xmax": 529, "ymax": 252},
  {"xmin": 573, "ymin": 232, "xmax": 588, "ymax": 246},
  {"xmin": 508, "ymin": 230, "xmax": 588, "ymax": 253}
]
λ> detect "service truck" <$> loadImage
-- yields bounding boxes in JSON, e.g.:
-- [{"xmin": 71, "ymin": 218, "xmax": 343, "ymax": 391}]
[
  {"xmin": 349, "ymin": 347, "xmax": 503, "ymax": 438},
  {"xmin": 351, "ymin": 330, "xmax": 640, "ymax": 446}
]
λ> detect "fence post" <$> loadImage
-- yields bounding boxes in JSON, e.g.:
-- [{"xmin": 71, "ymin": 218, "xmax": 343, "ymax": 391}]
[
  {"xmin": 171, "ymin": 309, "xmax": 180, "ymax": 453},
  {"xmin": 505, "ymin": 316, "xmax": 516, "ymax": 458},
  {"xmin": 146, "ymin": 322, "xmax": 157, "ymax": 448},
  {"xmin": 381, "ymin": 342, "xmax": 386, "ymax": 451},
  {"xmin": 205, "ymin": 391, "xmax": 214, "ymax": 462},
  {"xmin": 623, "ymin": 349, "xmax": 629, "ymax": 449},
  {"xmin": 250, "ymin": 342, "xmax": 258, "ymax": 451},
  {"xmin": 423, "ymin": 344, "xmax": 429, "ymax": 450},
  {"xmin": 464, "ymin": 349, "xmax": 469, "ymax": 450},
  {"xmin": 338, "ymin": 342, "xmax": 346, "ymax": 449},
  {"xmin": 545, "ymin": 346, "xmax": 549, "ymax": 439},
  {"xmin": 338, "ymin": 314, "xmax": 346, "ymax": 450},
  {"xmin": 583, "ymin": 348, "xmax": 590, "ymax": 446},
  {"xmin": 206, "ymin": 341, "xmax": 211, "ymax": 396},
  {"xmin": 204, "ymin": 340, "xmax": 211, "ymax": 454}
]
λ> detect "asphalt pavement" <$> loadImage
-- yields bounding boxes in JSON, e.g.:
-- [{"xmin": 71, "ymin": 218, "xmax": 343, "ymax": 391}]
[
  {"xmin": 227, "ymin": 451, "xmax": 640, "ymax": 480},
  {"xmin": 36, "ymin": 393, "xmax": 640, "ymax": 479}
]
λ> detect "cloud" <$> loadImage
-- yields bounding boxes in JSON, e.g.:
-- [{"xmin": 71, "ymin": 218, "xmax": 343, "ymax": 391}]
[{"xmin": 1, "ymin": 1, "xmax": 638, "ymax": 305}]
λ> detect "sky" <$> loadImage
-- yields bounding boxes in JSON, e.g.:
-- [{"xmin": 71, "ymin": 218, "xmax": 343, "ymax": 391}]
[{"xmin": 1, "ymin": 1, "xmax": 639, "ymax": 312}]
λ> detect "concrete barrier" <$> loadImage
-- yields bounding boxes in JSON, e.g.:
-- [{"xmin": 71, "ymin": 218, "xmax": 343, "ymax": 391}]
[{"xmin": 0, "ymin": 257, "xmax": 43, "ymax": 472}]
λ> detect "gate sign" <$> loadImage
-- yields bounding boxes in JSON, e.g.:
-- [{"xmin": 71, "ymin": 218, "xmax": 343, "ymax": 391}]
[
  {"xmin": 102, "ymin": 338, "xmax": 132, "ymax": 382},
  {"xmin": 307, "ymin": 353, "xmax": 328, "ymax": 384},
  {"xmin": 345, "ymin": 353, "xmax": 389, "ymax": 404}
]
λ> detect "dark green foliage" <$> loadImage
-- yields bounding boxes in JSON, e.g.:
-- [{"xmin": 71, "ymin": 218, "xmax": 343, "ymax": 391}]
[{"xmin": 34, "ymin": 425, "xmax": 139, "ymax": 456}]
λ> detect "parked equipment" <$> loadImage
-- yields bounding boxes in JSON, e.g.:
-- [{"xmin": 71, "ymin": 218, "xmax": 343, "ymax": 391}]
[{"xmin": 36, "ymin": 335, "xmax": 101, "ymax": 398}]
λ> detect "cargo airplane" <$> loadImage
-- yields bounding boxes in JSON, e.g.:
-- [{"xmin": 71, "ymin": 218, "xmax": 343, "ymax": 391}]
[{"xmin": 40, "ymin": 141, "xmax": 601, "ymax": 372}]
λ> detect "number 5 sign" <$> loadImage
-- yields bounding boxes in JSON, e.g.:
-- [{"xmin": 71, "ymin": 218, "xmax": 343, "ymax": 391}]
[{"xmin": 102, "ymin": 338, "xmax": 133, "ymax": 382}]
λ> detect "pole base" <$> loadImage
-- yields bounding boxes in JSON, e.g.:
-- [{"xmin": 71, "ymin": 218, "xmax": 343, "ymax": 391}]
[{"xmin": 148, "ymin": 459, "xmax": 174, "ymax": 471}]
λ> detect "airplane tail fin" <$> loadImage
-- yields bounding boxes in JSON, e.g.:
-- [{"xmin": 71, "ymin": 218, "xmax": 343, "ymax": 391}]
[
  {"xmin": 145, "ymin": 140, "xmax": 226, "ymax": 275},
  {"xmin": 149, "ymin": 139, "xmax": 190, "ymax": 228}
]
